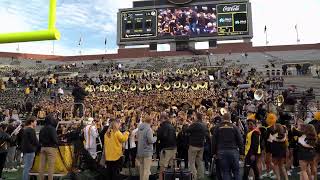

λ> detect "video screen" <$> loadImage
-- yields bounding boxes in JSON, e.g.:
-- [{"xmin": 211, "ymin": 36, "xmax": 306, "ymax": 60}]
[{"xmin": 158, "ymin": 5, "xmax": 217, "ymax": 37}]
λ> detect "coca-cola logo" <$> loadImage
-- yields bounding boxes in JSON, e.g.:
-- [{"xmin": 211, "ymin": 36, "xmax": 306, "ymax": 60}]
[
  {"xmin": 168, "ymin": 0, "xmax": 193, "ymax": 5},
  {"xmin": 222, "ymin": 5, "xmax": 240, "ymax": 12}
]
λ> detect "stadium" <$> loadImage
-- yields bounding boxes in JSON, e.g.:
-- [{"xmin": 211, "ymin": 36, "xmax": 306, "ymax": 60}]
[{"xmin": 0, "ymin": 0, "xmax": 319, "ymax": 180}]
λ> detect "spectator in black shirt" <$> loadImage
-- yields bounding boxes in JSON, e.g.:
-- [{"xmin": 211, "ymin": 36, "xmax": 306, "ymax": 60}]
[
  {"xmin": 22, "ymin": 117, "xmax": 38, "ymax": 180},
  {"xmin": 157, "ymin": 112, "xmax": 177, "ymax": 180},
  {"xmin": 187, "ymin": 112, "xmax": 209, "ymax": 180},
  {"xmin": 72, "ymin": 82, "xmax": 88, "ymax": 118},
  {"xmin": 38, "ymin": 115, "xmax": 58, "ymax": 180},
  {"xmin": 212, "ymin": 112, "xmax": 244, "ymax": 180}
]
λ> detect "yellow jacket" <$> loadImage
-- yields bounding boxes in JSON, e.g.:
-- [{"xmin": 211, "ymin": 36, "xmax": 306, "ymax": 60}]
[
  {"xmin": 104, "ymin": 130, "xmax": 129, "ymax": 161},
  {"xmin": 25, "ymin": 87, "xmax": 30, "ymax": 95}
]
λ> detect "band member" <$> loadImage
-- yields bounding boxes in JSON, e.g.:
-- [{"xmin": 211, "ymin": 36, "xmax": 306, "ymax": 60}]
[
  {"xmin": 292, "ymin": 124, "xmax": 317, "ymax": 180},
  {"xmin": 271, "ymin": 123, "xmax": 289, "ymax": 180},
  {"xmin": 83, "ymin": 117, "xmax": 99, "ymax": 159},
  {"xmin": 243, "ymin": 117, "xmax": 261, "ymax": 180},
  {"xmin": 263, "ymin": 113, "xmax": 277, "ymax": 178},
  {"xmin": 309, "ymin": 112, "xmax": 320, "ymax": 178}
]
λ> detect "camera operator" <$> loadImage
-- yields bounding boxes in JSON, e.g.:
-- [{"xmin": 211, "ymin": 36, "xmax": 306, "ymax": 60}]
[
  {"xmin": 72, "ymin": 82, "xmax": 88, "ymax": 118},
  {"xmin": 157, "ymin": 112, "xmax": 177, "ymax": 180},
  {"xmin": 137, "ymin": 114, "xmax": 157, "ymax": 180},
  {"xmin": 104, "ymin": 119, "xmax": 129, "ymax": 180}
]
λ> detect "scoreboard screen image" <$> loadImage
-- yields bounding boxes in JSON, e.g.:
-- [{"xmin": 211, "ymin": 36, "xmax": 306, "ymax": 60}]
[
  {"xmin": 118, "ymin": 1, "xmax": 252, "ymax": 45},
  {"xmin": 157, "ymin": 5, "xmax": 217, "ymax": 37}
]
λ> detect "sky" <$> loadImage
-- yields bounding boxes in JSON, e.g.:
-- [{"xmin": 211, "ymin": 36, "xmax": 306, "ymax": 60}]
[{"xmin": 0, "ymin": 0, "xmax": 319, "ymax": 56}]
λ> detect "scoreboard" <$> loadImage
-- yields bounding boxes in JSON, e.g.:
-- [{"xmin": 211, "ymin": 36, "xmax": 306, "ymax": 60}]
[
  {"xmin": 121, "ymin": 10, "xmax": 157, "ymax": 39},
  {"xmin": 118, "ymin": 1, "xmax": 252, "ymax": 45},
  {"xmin": 217, "ymin": 3, "xmax": 248, "ymax": 36}
]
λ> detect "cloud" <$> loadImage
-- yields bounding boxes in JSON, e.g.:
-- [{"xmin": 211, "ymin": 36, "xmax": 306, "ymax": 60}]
[{"xmin": 251, "ymin": 0, "xmax": 320, "ymax": 46}]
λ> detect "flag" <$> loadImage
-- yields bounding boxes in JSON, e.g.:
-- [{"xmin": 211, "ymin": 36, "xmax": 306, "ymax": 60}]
[
  {"xmin": 78, "ymin": 36, "xmax": 82, "ymax": 46},
  {"xmin": 295, "ymin": 24, "xmax": 297, "ymax": 30},
  {"xmin": 264, "ymin": 25, "xmax": 267, "ymax": 33},
  {"xmin": 104, "ymin": 37, "xmax": 107, "ymax": 45}
]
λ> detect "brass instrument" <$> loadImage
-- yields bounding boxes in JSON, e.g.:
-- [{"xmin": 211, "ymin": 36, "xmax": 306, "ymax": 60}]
[
  {"xmin": 275, "ymin": 95, "xmax": 284, "ymax": 107},
  {"xmin": 151, "ymin": 72, "xmax": 157, "ymax": 77},
  {"xmin": 122, "ymin": 87, "xmax": 128, "ymax": 93},
  {"xmin": 129, "ymin": 73, "xmax": 135, "ymax": 79},
  {"xmin": 254, "ymin": 89, "xmax": 264, "ymax": 101},
  {"xmin": 182, "ymin": 82, "xmax": 189, "ymax": 89},
  {"xmin": 109, "ymin": 85, "xmax": 116, "ymax": 92},
  {"xmin": 220, "ymin": 108, "xmax": 228, "ymax": 115},
  {"xmin": 155, "ymin": 82, "xmax": 162, "ymax": 89},
  {"xmin": 99, "ymin": 85, "xmax": 110, "ymax": 92},
  {"xmin": 164, "ymin": 83, "xmax": 171, "ymax": 91},
  {"xmin": 254, "ymin": 89, "xmax": 284, "ymax": 107},
  {"xmin": 122, "ymin": 73, "xmax": 128, "ymax": 79},
  {"xmin": 146, "ymin": 83, "xmax": 152, "ymax": 91},
  {"xmin": 194, "ymin": 72, "xmax": 200, "ymax": 77},
  {"xmin": 199, "ymin": 82, "xmax": 208, "ymax": 90},
  {"xmin": 114, "ymin": 83, "xmax": 121, "ymax": 90},
  {"xmin": 200, "ymin": 70, "xmax": 208, "ymax": 76},
  {"xmin": 173, "ymin": 82, "xmax": 181, "ymax": 89},
  {"xmin": 189, "ymin": 68, "xmax": 198, "ymax": 74},
  {"xmin": 227, "ymin": 89, "xmax": 233, "ymax": 98},
  {"xmin": 85, "ymin": 85, "xmax": 95, "ymax": 93},
  {"xmin": 115, "ymin": 72, "xmax": 122, "ymax": 78},
  {"xmin": 138, "ymin": 84, "xmax": 146, "ymax": 92},
  {"xmin": 130, "ymin": 84, "xmax": 137, "ymax": 91},
  {"xmin": 191, "ymin": 83, "xmax": 199, "ymax": 90}
]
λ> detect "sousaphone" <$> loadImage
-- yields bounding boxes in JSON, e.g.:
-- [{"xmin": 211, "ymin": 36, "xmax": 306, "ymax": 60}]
[{"xmin": 254, "ymin": 89, "xmax": 264, "ymax": 101}]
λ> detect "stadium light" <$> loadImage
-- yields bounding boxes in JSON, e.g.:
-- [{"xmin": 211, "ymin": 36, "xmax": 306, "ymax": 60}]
[{"xmin": 0, "ymin": 0, "xmax": 60, "ymax": 44}]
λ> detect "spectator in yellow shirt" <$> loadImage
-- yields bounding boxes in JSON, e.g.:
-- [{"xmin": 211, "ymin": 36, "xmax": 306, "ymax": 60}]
[{"xmin": 104, "ymin": 119, "xmax": 129, "ymax": 180}]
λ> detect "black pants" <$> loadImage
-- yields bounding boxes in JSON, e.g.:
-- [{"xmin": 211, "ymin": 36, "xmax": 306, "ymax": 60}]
[
  {"xmin": 203, "ymin": 149, "xmax": 211, "ymax": 170},
  {"xmin": 177, "ymin": 150, "xmax": 188, "ymax": 169},
  {"xmin": 124, "ymin": 148, "xmax": 137, "ymax": 168},
  {"xmin": 0, "ymin": 152, "xmax": 8, "ymax": 178},
  {"xmin": 106, "ymin": 159, "xmax": 122, "ymax": 180},
  {"xmin": 215, "ymin": 158, "xmax": 223, "ymax": 180},
  {"xmin": 243, "ymin": 156, "xmax": 260, "ymax": 180}
]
